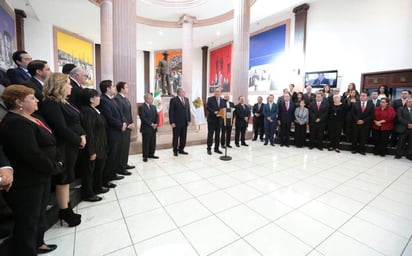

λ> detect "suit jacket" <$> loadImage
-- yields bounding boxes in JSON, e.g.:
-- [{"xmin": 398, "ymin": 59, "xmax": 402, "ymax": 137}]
[
  {"xmin": 309, "ymin": 100, "xmax": 329, "ymax": 124},
  {"xmin": 303, "ymin": 92, "xmax": 316, "ymax": 106},
  {"xmin": 263, "ymin": 102, "xmax": 278, "ymax": 124},
  {"xmin": 392, "ymin": 98, "xmax": 406, "ymax": 111},
  {"xmin": 395, "ymin": 107, "xmax": 412, "ymax": 133},
  {"xmin": 234, "ymin": 103, "xmax": 250, "ymax": 128},
  {"xmin": 114, "ymin": 94, "xmax": 133, "ymax": 125},
  {"xmin": 0, "ymin": 112, "xmax": 61, "ymax": 188},
  {"xmin": 139, "ymin": 103, "xmax": 158, "ymax": 133},
  {"xmin": 68, "ymin": 78, "xmax": 83, "ymax": 108},
  {"xmin": 6, "ymin": 67, "xmax": 31, "ymax": 84},
  {"xmin": 97, "ymin": 94, "xmax": 124, "ymax": 132},
  {"xmin": 80, "ymin": 106, "xmax": 108, "ymax": 158},
  {"xmin": 370, "ymin": 99, "xmax": 381, "ymax": 107},
  {"xmin": 0, "ymin": 145, "xmax": 10, "ymax": 167},
  {"xmin": 351, "ymin": 100, "xmax": 374, "ymax": 125},
  {"xmin": 39, "ymin": 100, "xmax": 84, "ymax": 147},
  {"xmin": 206, "ymin": 96, "xmax": 225, "ymax": 122},
  {"xmin": 253, "ymin": 102, "xmax": 265, "ymax": 119},
  {"xmin": 169, "ymin": 96, "xmax": 191, "ymax": 126},
  {"xmin": 22, "ymin": 77, "xmax": 43, "ymax": 101},
  {"xmin": 278, "ymin": 101, "xmax": 296, "ymax": 124}
]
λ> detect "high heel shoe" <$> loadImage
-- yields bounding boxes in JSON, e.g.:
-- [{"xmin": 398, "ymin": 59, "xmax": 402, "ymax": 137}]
[
  {"xmin": 68, "ymin": 201, "xmax": 81, "ymax": 219},
  {"xmin": 58, "ymin": 208, "xmax": 81, "ymax": 227}
]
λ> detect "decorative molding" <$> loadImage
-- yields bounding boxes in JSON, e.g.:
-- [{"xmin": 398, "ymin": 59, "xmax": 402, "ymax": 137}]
[{"xmin": 293, "ymin": 3, "xmax": 310, "ymax": 15}]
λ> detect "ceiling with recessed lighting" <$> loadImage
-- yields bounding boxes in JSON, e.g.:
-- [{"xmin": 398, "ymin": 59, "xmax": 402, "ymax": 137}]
[{"xmin": 6, "ymin": 0, "xmax": 315, "ymax": 51}]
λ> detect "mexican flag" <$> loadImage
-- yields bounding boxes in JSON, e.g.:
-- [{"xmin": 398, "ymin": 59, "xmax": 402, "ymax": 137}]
[{"xmin": 154, "ymin": 78, "xmax": 164, "ymax": 127}]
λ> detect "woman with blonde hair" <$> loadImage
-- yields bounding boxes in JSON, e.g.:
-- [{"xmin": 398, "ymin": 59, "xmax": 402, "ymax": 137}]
[
  {"xmin": 0, "ymin": 85, "xmax": 62, "ymax": 255},
  {"xmin": 40, "ymin": 73, "xmax": 85, "ymax": 227}
]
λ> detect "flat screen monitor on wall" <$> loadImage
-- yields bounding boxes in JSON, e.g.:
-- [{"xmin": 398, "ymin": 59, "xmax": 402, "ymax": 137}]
[{"xmin": 305, "ymin": 70, "xmax": 338, "ymax": 88}]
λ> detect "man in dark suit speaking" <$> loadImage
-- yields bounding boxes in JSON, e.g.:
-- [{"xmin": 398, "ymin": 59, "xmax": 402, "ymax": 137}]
[
  {"xmin": 206, "ymin": 88, "xmax": 225, "ymax": 155},
  {"xmin": 169, "ymin": 88, "xmax": 191, "ymax": 156}
]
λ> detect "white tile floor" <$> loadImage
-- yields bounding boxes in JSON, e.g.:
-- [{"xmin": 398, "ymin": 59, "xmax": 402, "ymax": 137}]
[{"xmin": 44, "ymin": 142, "xmax": 412, "ymax": 256}]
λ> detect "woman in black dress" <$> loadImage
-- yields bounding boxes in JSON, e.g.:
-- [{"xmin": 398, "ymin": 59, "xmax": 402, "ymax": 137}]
[
  {"xmin": 40, "ymin": 73, "xmax": 85, "ymax": 226},
  {"xmin": 78, "ymin": 89, "xmax": 109, "ymax": 202},
  {"xmin": 0, "ymin": 85, "xmax": 62, "ymax": 255},
  {"xmin": 328, "ymin": 95, "xmax": 347, "ymax": 152}
]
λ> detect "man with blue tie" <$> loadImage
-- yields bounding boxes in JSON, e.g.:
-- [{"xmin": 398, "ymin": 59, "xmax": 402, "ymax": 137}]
[
  {"xmin": 6, "ymin": 50, "xmax": 32, "ymax": 84},
  {"xmin": 263, "ymin": 94, "xmax": 278, "ymax": 146},
  {"xmin": 278, "ymin": 93, "xmax": 295, "ymax": 147}
]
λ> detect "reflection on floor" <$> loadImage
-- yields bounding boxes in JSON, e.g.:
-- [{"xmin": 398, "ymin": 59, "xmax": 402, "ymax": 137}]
[{"xmin": 45, "ymin": 141, "xmax": 412, "ymax": 256}]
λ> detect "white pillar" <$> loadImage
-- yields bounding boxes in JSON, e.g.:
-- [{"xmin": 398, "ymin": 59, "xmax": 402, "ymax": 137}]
[
  {"xmin": 99, "ymin": 0, "xmax": 113, "ymax": 80},
  {"xmin": 179, "ymin": 15, "xmax": 196, "ymax": 99},
  {"xmin": 231, "ymin": 0, "xmax": 250, "ymax": 103}
]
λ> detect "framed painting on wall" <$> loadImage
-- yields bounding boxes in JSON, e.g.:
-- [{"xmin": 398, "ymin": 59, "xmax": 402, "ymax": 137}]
[
  {"xmin": 53, "ymin": 26, "xmax": 95, "ymax": 87},
  {"xmin": 154, "ymin": 50, "xmax": 182, "ymax": 93},
  {"xmin": 209, "ymin": 43, "xmax": 232, "ymax": 94},
  {"xmin": 0, "ymin": 0, "xmax": 16, "ymax": 71}
]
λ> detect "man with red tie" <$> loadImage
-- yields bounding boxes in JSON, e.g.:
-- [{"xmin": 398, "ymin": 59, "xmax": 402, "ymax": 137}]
[
  {"xmin": 309, "ymin": 92, "xmax": 329, "ymax": 150},
  {"xmin": 169, "ymin": 88, "xmax": 191, "ymax": 156},
  {"xmin": 351, "ymin": 91, "xmax": 374, "ymax": 155},
  {"xmin": 277, "ymin": 93, "xmax": 295, "ymax": 147}
]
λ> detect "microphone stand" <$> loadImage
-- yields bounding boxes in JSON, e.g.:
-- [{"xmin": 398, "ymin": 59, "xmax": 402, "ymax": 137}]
[{"xmin": 220, "ymin": 109, "xmax": 232, "ymax": 161}]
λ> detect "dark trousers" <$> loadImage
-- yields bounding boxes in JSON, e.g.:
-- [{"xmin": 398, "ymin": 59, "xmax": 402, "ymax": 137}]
[
  {"xmin": 253, "ymin": 117, "xmax": 264, "ymax": 140},
  {"xmin": 294, "ymin": 123, "xmax": 306, "ymax": 147},
  {"xmin": 221, "ymin": 124, "xmax": 232, "ymax": 147},
  {"xmin": 279, "ymin": 121, "xmax": 291, "ymax": 145},
  {"xmin": 328, "ymin": 120, "xmax": 344, "ymax": 149},
  {"xmin": 207, "ymin": 119, "xmax": 221, "ymax": 149},
  {"xmin": 352, "ymin": 123, "xmax": 370, "ymax": 152},
  {"xmin": 4, "ymin": 180, "xmax": 50, "ymax": 256},
  {"xmin": 80, "ymin": 152, "xmax": 106, "ymax": 198},
  {"xmin": 310, "ymin": 122, "xmax": 326, "ymax": 148},
  {"xmin": 172, "ymin": 124, "xmax": 188, "ymax": 151},
  {"xmin": 142, "ymin": 131, "xmax": 156, "ymax": 158},
  {"xmin": 119, "ymin": 129, "xmax": 131, "ymax": 171},
  {"xmin": 372, "ymin": 129, "xmax": 391, "ymax": 155},
  {"xmin": 264, "ymin": 119, "xmax": 276, "ymax": 144},
  {"xmin": 103, "ymin": 130, "xmax": 121, "ymax": 182},
  {"xmin": 235, "ymin": 124, "xmax": 247, "ymax": 145},
  {"xmin": 396, "ymin": 129, "xmax": 412, "ymax": 157}
]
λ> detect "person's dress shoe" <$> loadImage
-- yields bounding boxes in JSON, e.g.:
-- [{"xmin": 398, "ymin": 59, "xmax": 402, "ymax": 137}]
[
  {"xmin": 148, "ymin": 155, "xmax": 159, "ymax": 159},
  {"xmin": 235, "ymin": 144, "xmax": 240, "ymax": 147},
  {"xmin": 221, "ymin": 145, "xmax": 226, "ymax": 149},
  {"xmin": 103, "ymin": 182, "xmax": 116, "ymax": 188},
  {"xmin": 96, "ymin": 187, "xmax": 110, "ymax": 194},
  {"xmin": 179, "ymin": 150, "xmax": 188, "ymax": 155},
  {"xmin": 328, "ymin": 147, "xmax": 334, "ymax": 151},
  {"xmin": 143, "ymin": 158, "xmax": 148, "ymax": 162},
  {"xmin": 260, "ymin": 139, "xmax": 264, "ymax": 142},
  {"xmin": 252, "ymin": 138, "xmax": 257, "ymax": 141},
  {"xmin": 214, "ymin": 149, "xmax": 223, "ymax": 154},
  {"xmin": 241, "ymin": 143, "xmax": 248, "ymax": 146},
  {"xmin": 118, "ymin": 170, "xmax": 132, "ymax": 176},
  {"xmin": 271, "ymin": 143, "xmax": 275, "ymax": 147},
  {"xmin": 317, "ymin": 147, "xmax": 323, "ymax": 151},
  {"xmin": 37, "ymin": 244, "xmax": 57, "ymax": 254},
  {"xmin": 227, "ymin": 145, "xmax": 232, "ymax": 148},
  {"xmin": 309, "ymin": 146, "xmax": 314, "ymax": 150},
  {"xmin": 351, "ymin": 150, "xmax": 357, "ymax": 154},
  {"xmin": 126, "ymin": 164, "xmax": 135, "ymax": 169},
  {"xmin": 335, "ymin": 148, "xmax": 340, "ymax": 153},
  {"xmin": 264, "ymin": 142, "xmax": 268, "ymax": 145},
  {"xmin": 174, "ymin": 151, "xmax": 178, "ymax": 156},
  {"xmin": 394, "ymin": 155, "xmax": 401, "ymax": 159},
  {"xmin": 207, "ymin": 149, "xmax": 212, "ymax": 155},
  {"xmin": 359, "ymin": 151, "xmax": 366, "ymax": 155},
  {"xmin": 280, "ymin": 144, "xmax": 284, "ymax": 147},
  {"xmin": 110, "ymin": 174, "xmax": 124, "ymax": 181},
  {"xmin": 285, "ymin": 144, "xmax": 289, "ymax": 147},
  {"xmin": 83, "ymin": 195, "xmax": 102, "ymax": 202}
]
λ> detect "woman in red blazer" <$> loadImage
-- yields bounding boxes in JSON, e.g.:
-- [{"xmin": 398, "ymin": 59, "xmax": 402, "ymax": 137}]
[{"xmin": 372, "ymin": 98, "xmax": 396, "ymax": 156}]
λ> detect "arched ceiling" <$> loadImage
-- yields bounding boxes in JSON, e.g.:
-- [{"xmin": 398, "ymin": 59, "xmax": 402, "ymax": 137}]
[{"xmin": 6, "ymin": 0, "xmax": 315, "ymax": 51}]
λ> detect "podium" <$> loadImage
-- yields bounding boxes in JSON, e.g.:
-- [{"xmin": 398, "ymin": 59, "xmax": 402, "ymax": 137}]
[{"xmin": 217, "ymin": 108, "xmax": 234, "ymax": 161}]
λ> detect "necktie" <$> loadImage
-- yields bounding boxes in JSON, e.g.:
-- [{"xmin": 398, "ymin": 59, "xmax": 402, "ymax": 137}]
[
  {"xmin": 409, "ymin": 108, "xmax": 412, "ymax": 120},
  {"xmin": 317, "ymin": 102, "xmax": 320, "ymax": 110},
  {"xmin": 35, "ymin": 118, "xmax": 52, "ymax": 134},
  {"xmin": 361, "ymin": 102, "xmax": 365, "ymax": 112},
  {"xmin": 242, "ymin": 104, "xmax": 245, "ymax": 109},
  {"xmin": 181, "ymin": 97, "xmax": 185, "ymax": 107},
  {"xmin": 270, "ymin": 103, "xmax": 272, "ymax": 111},
  {"xmin": 217, "ymin": 97, "xmax": 220, "ymax": 107},
  {"xmin": 285, "ymin": 102, "xmax": 288, "ymax": 111},
  {"xmin": 125, "ymin": 97, "xmax": 131, "ymax": 106},
  {"xmin": 112, "ymin": 98, "xmax": 118, "ymax": 108}
]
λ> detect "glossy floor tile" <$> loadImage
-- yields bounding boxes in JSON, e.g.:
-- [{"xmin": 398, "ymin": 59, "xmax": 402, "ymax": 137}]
[{"xmin": 44, "ymin": 143, "xmax": 412, "ymax": 255}]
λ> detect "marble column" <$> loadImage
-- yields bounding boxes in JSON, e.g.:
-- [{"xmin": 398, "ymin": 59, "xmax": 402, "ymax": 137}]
[
  {"xmin": 201, "ymin": 46, "xmax": 208, "ymax": 103},
  {"xmin": 231, "ymin": 0, "xmax": 250, "ymax": 103},
  {"xmin": 14, "ymin": 9, "xmax": 26, "ymax": 50},
  {"xmin": 99, "ymin": 0, "xmax": 113, "ymax": 80},
  {"xmin": 293, "ymin": 3, "xmax": 310, "ymax": 76},
  {"xmin": 113, "ymin": 0, "xmax": 137, "ymax": 145},
  {"xmin": 179, "ymin": 15, "xmax": 196, "ymax": 99}
]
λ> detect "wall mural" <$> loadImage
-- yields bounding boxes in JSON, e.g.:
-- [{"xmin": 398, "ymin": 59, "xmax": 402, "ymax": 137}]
[{"xmin": 209, "ymin": 44, "xmax": 232, "ymax": 93}]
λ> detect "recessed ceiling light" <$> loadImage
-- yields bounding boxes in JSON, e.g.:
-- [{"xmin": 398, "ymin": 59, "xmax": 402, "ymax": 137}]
[
  {"xmin": 216, "ymin": 31, "xmax": 221, "ymax": 36},
  {"xmin": 158, "ymin": 31, "xmax": 163, "ymax": 36}
]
